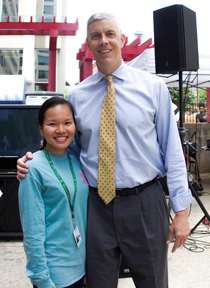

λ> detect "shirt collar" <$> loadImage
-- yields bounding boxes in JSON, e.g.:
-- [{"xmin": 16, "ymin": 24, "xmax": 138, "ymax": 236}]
[{"xmin": 94, "ymin": 61, "xmax": 127, "ymax": 83}]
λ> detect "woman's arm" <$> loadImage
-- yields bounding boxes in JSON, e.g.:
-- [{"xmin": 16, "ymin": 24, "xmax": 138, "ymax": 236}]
[{"xmin": 19, "ymin": 173, "xmax": 55, "ymax": 288}]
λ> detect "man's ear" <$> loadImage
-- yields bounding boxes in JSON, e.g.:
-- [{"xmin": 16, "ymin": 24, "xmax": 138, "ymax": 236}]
[{"xmin": 121, "ymin": 34, "xmax": 126, "ymax": 48}]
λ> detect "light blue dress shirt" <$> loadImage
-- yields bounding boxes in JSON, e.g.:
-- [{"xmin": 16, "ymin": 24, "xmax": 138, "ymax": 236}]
[{"xmin": 68, "ymin": 61, "xmax": 193, "ymax": 212}]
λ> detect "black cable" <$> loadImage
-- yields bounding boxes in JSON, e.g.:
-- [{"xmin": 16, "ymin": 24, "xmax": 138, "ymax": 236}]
[
  {"xmin": 169, "ymin": 218, "xmax": 210, "ymax": 253},
  {"xmin": 183, "ymin": 226, "xmax": 210, "ymax": 253}
]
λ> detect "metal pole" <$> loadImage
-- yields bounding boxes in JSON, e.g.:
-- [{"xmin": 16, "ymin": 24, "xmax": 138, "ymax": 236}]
[
  {"xmin": 179, "ymin": 71, "xmax": 183, "ymax": 128},
  {"xmin": 178, "ymin": 71, "xmax": 186, "ymax": 146}
]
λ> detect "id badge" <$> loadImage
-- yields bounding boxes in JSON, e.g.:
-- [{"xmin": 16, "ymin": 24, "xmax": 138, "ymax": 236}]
[{"xmin": 73, "ymin": 226, "xmax": 82, "ymax": 248}]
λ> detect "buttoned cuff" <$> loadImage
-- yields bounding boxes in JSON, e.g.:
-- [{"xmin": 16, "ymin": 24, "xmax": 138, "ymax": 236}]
[{"xmin": 169, "ymin": 188, "xmax": 194, "ymax": 213}]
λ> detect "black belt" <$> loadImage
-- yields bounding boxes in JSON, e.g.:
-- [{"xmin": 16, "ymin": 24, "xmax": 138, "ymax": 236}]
[{"xmin": 90, "ymin": 177, "xmax": 157, "ymax": 197}]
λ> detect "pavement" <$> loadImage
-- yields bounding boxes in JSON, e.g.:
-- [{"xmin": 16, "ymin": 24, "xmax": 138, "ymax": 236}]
[{"xmin": 0, "ymin": 174, "xmax": 210, "ymax": 288}]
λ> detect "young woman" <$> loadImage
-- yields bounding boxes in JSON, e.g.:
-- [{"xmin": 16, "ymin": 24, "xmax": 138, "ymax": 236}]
[{"xmin": 18, "ymin": 97, "xmax": 89, "ymax": 288}]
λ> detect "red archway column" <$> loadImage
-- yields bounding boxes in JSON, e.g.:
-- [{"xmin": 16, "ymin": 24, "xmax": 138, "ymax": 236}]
[
  {"xmin": 79, "ymin": 59, "xmax": 93, "ymax": 81},
  {"xmin": 49, "ymin": 29, "xmax": 58, "ymax": 91}
]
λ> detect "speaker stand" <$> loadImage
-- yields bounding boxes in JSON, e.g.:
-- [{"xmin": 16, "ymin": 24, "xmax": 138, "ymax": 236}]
[
  {"xmin": 178, "ymin": 71, "xmax": 187, "ymax": 143},
  {"xmin": 178, "ymin": 71, "xmax": 210, "ymax": 233},
  {"xmin": 190, "ymin": 182, "xmax": 210, "ymax": 233}
]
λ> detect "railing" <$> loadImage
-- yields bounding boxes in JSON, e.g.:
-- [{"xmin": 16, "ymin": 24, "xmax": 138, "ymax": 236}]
[
  {"xmin": 184, "ymin": 105, "xmax": 198, "ymax": 123},
  {"xmin": 0, "ymin": 15, "xmax": 75, "ymax": 23}
]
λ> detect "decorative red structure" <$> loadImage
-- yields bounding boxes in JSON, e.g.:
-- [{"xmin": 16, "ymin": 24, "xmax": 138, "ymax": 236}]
[
  {"xmin": 77, "ymin": 37, "xmax": 154, "ymax": 82},
  {"xmin": 0, "ymin": 16, "xmax": 79, "ymax": 91}
]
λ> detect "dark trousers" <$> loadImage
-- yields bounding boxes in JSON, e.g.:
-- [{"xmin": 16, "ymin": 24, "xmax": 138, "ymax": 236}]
[
  {"xmin": 86, "ymin": 180, "xmax": 169, "ymax": 288},
  {"xmin": 33, "ymin": 276, "xmax": 84, "ymax": 288}
]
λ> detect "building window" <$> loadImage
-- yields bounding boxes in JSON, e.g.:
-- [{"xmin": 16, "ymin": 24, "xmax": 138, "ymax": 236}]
[
  {"xmin": 38, "ymin": 55, "xmax": 49, "ymax": 66},
  {"xmin": 43, "ymin": 0, "xmax": 56, "ymax": 22},
  {"xmin": 1, "ymin": 0, "xmax": 19, "ymax": 22},
  {"xmin": 0, "ymin": 50, "xmax": 23, "ymax": 75},
  {"xmin": 43, "ymin": 5, "xmax": 54, "ymax": 15},
  {"xmin": 35, "ymin": 49, "xmax": 49, "ymax": 91},
  {"xmin": 38, "ymin": 70, "xmax": 49, "ymax": 79}
]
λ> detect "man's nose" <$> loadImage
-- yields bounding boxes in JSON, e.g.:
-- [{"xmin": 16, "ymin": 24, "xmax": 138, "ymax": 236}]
[{"xmin": 100, "ymin": 34, "xmax": 108, "ymax": 44}]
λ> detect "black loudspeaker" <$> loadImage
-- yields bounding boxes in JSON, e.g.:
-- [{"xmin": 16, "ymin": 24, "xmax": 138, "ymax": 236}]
[
  {"xmin": 0, "ymin": 177, "xmax": 22, "ymax": 233},
  {"xmin": 153, "ymin": 5, "xmax": 199, "ymax": 74}
]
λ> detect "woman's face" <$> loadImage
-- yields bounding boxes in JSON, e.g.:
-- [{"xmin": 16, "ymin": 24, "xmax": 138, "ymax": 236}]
[{"xmin": 39, "ymin": 104, "xmax": 75, "ymax": 154}]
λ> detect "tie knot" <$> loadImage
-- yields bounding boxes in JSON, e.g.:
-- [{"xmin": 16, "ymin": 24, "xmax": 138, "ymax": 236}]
[{"xmin": 104, "ymin": 75, "xmax": 114, "ymax": 84}]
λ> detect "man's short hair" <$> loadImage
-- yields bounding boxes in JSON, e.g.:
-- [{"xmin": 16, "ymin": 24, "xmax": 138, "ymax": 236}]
[
  {"xmin": 198, "ymin": 102, "xmax": 205, "ymax": 108},
  {"xmin": 87, "ymin": 13, "xmax": 122, "ymax": 38}
]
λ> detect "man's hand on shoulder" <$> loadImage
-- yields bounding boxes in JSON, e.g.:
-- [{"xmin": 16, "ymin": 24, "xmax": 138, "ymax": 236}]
[
  {"xmin": 167, "ymin": 208, "xmax": 190, "ymax": 253},
  {"xmin": 16, "ymin": 152, "xmax": 33, "ymax": 181}
]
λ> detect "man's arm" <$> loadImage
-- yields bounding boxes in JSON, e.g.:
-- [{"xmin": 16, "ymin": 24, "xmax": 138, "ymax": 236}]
[
  {"xmin": 16, "ymin": 152, "xmax": 33, "ymax": 181},
  {"xmin": 167, "ymin": 208, "xmax": 190, "ymax": 253},
  {"xmin": 154, "ymin": 80, "xmax": 193, "ymax": 252}
]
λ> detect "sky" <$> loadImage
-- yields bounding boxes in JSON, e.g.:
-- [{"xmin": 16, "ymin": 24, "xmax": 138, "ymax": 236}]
[{"xmin": 65, "ymin": 0, "xmax": 210, "ymax": 86}]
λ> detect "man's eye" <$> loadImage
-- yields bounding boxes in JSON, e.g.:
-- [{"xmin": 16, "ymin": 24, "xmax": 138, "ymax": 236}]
[
  {"xmin": 107, "ymin": 32, "xmax": 115, "ymax": 37},
  {"xmin": 91, "ymin": 34, "xmax": 100, "ymax": 39}
]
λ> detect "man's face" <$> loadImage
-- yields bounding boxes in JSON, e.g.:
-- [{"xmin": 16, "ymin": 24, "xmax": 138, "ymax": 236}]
[
  {"xmin": 86, "ymin": 18, "xmax": 125, "ymax": 74},
  {"xmin": 199, "ymin": 106, "xmax": 205, "ymax": 114}
]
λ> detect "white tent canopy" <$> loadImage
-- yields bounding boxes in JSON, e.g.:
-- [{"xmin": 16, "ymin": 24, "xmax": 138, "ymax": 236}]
[{"xmin": 127, "ymin": 48, "xmax": 210, "ymax": 88}]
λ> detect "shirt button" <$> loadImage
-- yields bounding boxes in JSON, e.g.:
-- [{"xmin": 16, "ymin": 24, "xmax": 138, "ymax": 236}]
[
  {"xmin": 115, "ymin": 159, "xmax": 118, "ymax": 162},
  {"xmin": 117, "ymin": 178, "xmax": 120, "ymax": 181}
]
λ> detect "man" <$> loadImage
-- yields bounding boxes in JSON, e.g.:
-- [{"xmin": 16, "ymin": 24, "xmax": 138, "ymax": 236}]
[
  {"xmin": 17, "ymin": 13, "xmax": 193, "ymax": 288},
  {"xmin": 196, "ymin": 102, "xmax": 207, "ymax": 122}
]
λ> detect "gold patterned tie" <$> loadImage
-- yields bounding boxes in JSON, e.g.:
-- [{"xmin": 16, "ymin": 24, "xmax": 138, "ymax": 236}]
[{"xmin": 98, "ymin": 75, "xmax": 116, "ymax": 204}]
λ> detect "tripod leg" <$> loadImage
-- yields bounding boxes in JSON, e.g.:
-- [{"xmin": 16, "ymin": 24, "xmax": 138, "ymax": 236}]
[
  {"xmin": 190, "ymin": 216, "xmax": 206, "ymax": 234},
  {"xmin": 189, "ymin": 182, "xmax": 210, "ymax": 233}
]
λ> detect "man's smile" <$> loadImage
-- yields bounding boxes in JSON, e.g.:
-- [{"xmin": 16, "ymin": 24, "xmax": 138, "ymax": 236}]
[{"xmin": 99, "ymin": 49, "xmax": 112, "ymax": 54}]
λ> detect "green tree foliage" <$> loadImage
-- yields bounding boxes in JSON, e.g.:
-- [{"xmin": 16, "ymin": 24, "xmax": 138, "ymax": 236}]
[
  {"xmin": 198, "ymin": 88, "xmax": 207, "ymax": 105},
  {"xmin": 169, "ymin": 88, "xmax": 179, "ymax": 107}
]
